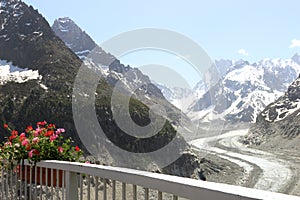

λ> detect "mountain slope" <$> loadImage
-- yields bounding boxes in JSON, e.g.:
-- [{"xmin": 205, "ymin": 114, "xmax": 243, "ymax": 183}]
[
  {"xmin": 245, "ymin": 74, "xmax": 300, "ymax": 147},
  {"xmin": 0, "ymin": 0, "xmax": 81, "ymax": 133}
]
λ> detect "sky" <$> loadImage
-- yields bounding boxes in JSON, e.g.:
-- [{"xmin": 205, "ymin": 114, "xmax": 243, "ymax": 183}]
[{"xmin": 22, "ymin": 0, "xmax": 300, "ymax": 86}]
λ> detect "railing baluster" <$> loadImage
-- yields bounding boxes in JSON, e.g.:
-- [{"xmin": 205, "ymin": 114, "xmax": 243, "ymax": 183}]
[
  {"xmin": 112, "ymin": 180, "xmax": 116, "ymax": 200},
  {"xmin": 62, "ymin": 170, "xmax": 65, "ymax": 200},
  {"xmin": 56, "ymin": 169, "xmax": 59, "ymax": 200},
  {"xmin": 4, "ymin": 170, "xmax": 6, "ymax": 199},
  {"xmin": 144, "ymin": 188, "xmax": 149, "ymax": 200},
  {"xmin": 87, "ymin": 175, "xmax": 91, "ymax": 200},
  {"xmin": 34, "ymin": 166, "xmax": 37, "ymax": 200},
  {"xmin": 79, "ymin": 174, "xmax": 83, "ymax": 200},
  {"xmin": 14, "ymin": 167, "xmax": 18, "ymax": 200},
  {"xmin": 10, "ymin": 169, "xmax": 13, "ymax": 199},
  {"xmin": 158, "ymin": 191, "xmax": 163, "ymax": 200},
  {"xmin": 66, "ymin": 171, "xmax": 78, "ymax": 200},
  {"xmin": 1, "ymin": 169, "xmax": 3, "ymax": 199},
  {"xmin": 29, "ymin": 166, "xmax": 32, "ymax": 200},
  {"xmin": 122, "ymin": 182, "xmax": 126, "ymax": 200},
  {"xmin": 50, "ymin": 168, "xmax": 54, "ymax": 200},
  {"xmin": 24, "ymin": 165, "xmax": 27, "ymax": 200},
  {"xmin": 104, "ymin": 179, "xmax": 108, "ymax": 200},
  {"xmin": 133, "ymin": 185, "xmax": 137, "ymax": 200},
  {"xmin": 20, "ymin": 165, "xmax": 23, "ymax": 200},
  {"xmin": 39, "ymin": 167, "xmax": 42, "ymax": 200},
  {"xmin": 95, "ymin": 176, "xmax": 99, "ymax": 200},
  {"xmin": 45, "ymin": 167, "xmax": 48, "ymax": 197}
]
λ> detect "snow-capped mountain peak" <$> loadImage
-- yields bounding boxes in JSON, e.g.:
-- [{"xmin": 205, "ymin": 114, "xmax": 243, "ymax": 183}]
[
  {"xmin": 158, "ymin": 55, "xmax": 300, "ymax": 124},
  {"xmin": 54, "ymin": 17, "xmax": 73, "ymax": 32},
  {"xmin": 52, "ymin": 17, "xmax": 96, "ymax": 58},
  {"xmin": 192, "ymin": 56, "xmax": 300, "ymax": 123},
  {"xmin": 292, "ymin": 53, "xmax": 300, "ymax": 65}
]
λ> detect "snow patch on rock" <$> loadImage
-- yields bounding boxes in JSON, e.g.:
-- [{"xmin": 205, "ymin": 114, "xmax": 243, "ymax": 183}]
[{"xmin": 0, "ymin": 60, "xmax": 41, "ymax": 84}]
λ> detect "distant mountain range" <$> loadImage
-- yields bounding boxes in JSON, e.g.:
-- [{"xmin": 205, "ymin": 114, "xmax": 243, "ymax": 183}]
[
  {"xmin": 51, "ymin": 16, "xmax": 300, "ymax": 150},
  {"xmin": 156, "ymin": 56, "xmax": 300, "ymax": 124}
]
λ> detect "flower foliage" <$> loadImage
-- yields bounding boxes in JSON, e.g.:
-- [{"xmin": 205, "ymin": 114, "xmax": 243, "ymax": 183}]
[{"xmin": 0, "ymin": 121, "xmax": 83, "ymax": 167}]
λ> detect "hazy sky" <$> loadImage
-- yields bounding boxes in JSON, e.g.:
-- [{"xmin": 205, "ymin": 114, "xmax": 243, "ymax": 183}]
[{"xmin": 22, "ymin": 0, "xmax": 300, "ymax": 86}]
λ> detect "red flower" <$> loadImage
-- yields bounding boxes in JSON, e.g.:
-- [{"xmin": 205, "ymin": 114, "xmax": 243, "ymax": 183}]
[
  {"xmin": 3, "ymin": 124, "xmax": 8, "ymax": 129},
  {"xmin": 44, "ymin": 130, "xmax": 54, "ymax": 137},
  {"xmin": 19, "ymin": 133, "xmax": 26, "ymax": 141},
  {"xmin": 25, "ymin": 144, "xmax": 31, "ymax": 151},
  {"xmin": 75, "ymin": 146, "xmax": 80, "ymax": 152},
  {"xmin": 25, "ymin": 126, "xmax": 33, "ymax": 133},
  {"xmin": 11, "ymin": 130, "xmax": 18, "ymax": 136},
  {"xmin": 37, "ymin": 121, "xmax": 47, "ymax": 127},
  {"xmin": 9, "ymin": 130, "xmax": 18, "ymax": 141},
  {"xmin": 9, "ymin": 135, "xmax": 16, "ymax": 141},
  {"xmin": 48, "ymin": 124, "xmax": 56, "ymax": 129}
]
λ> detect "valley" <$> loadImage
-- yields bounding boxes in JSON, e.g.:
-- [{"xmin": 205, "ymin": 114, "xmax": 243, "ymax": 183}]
[{"xmin": 191, "ymin": 128, "xmax": 300, "ymax": 196}]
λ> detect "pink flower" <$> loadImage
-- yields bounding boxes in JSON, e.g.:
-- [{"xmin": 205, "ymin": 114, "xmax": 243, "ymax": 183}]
[
  {"xmin": 21, "ymin": 139, "xmax": 30, "ymax": 146},
  {"xmin": 58, "ymin": 146, "xmax": 63, "ymax": 153},
  {"xmin": 28, "ymin": 149, "xmax": 39, "ymax": 158},
  {"xmin": 4, "ymin": 141, "xmax": 12, "ymax": 146},
  {"xmin": 85, "ymin": 161, "xmax": 90, "ymax": 164},
  {"xmin": 32, "ymin": 137, "xmax": 39, "ymax": 144},
  {"xmin": 28, "ymin": 150, "xmax": 34, "ymax": 158},
  {"xmin": 50, "ymin": 134, "xmax": 58, "ymax": 142},
  {"xmin": 34, "ymin": 128, "xmax": 41, "ymax": 137},
  {"xmin": 55, "ymin": 128, "xmax": 65, "ymax": 135}
]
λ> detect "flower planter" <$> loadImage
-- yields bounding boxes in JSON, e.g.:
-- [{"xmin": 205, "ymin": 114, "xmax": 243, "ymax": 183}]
[{"xmin": 18, "ymin": 166, "xmax": 64, "ymax": 187}]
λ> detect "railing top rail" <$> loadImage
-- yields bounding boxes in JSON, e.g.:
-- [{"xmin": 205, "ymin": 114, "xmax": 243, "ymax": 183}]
[{"xmin": 24, "ymin": 160, "xmax": 300, "ymax": 200}]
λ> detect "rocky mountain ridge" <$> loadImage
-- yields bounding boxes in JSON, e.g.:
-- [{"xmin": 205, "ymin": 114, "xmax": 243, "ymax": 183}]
[{"xmin": 245, "ymin": 73, "xmax": 300, "ymax": 147}]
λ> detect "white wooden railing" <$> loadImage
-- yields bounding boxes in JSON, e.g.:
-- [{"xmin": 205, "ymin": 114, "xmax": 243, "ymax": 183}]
[{"xmin": 0, "ymin": 160, "xmax": 299, "ymax": 200}]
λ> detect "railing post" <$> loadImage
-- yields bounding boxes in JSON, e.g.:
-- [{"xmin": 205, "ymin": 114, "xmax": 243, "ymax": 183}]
[{"xmin": 66, "ymin": 171, "xmax": 78, "ymax": 200}]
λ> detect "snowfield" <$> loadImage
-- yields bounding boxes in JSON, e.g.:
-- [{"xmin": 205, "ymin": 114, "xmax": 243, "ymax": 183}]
[
  {"xmin": 191, "ymin": 129, "xmax": 293, "ymax": 192},
  {"xmin": 0, "ymin": 60, "xmax": 41, "ymax": 84}
]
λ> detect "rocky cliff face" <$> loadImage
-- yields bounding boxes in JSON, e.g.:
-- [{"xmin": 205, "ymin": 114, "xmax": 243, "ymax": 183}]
[
  {"xmin": 245, "ymin": 74, "xmax": 300, "ymax": 148},
  {"xmin": 52, "ymin": 17, "xmax": 96, "ymax": 57}
]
